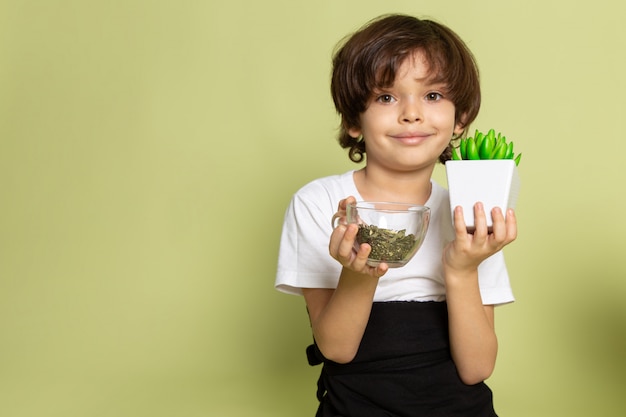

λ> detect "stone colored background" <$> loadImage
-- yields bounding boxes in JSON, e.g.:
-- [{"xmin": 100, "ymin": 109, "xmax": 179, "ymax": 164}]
[{"xmin": 1, "ymin": 0, "xmax": 624, "ymax": 415}]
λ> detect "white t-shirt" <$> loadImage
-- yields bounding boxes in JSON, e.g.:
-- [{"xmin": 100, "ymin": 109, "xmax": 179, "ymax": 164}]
[{"xmin": 275, "ymin": 170, "xmax": 514, "ymax": 305}]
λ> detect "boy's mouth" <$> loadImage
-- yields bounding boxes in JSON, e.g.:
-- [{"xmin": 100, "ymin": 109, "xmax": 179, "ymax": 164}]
[{"xmin": 390, "ymin": 131, "xmax": 431, "ymax": 144}]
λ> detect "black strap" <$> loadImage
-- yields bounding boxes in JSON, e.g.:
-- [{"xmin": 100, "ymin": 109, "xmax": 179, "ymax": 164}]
[{"xmin": 306, "ymin": 343, "xmax": 324, "ymax": 366}]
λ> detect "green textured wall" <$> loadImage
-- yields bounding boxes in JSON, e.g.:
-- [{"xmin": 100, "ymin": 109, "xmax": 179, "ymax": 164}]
[{"xmin": 1, "ymin": 1, "xmax": 624, "ymax": 416}]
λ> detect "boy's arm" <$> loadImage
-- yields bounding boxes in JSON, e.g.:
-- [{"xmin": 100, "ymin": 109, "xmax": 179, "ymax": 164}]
[
  {"xmin": 303, "ymin": 197, "xmax": 388, "ymax": 364},
  {"xmin": 443, "ymin": 203, "xmax": 517, "ymax": 385},
  {"xmin": 445, "ymin": 269, "xmax": 497, "ymax": 385},
  {"xmin": 303, "ymin": 269, "xmax": 379, "ymax": 364}
]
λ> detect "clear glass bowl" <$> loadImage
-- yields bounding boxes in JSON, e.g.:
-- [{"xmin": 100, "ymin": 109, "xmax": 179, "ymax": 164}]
[{"xmin": 346, "ymin": 201, "xmax": 430, "ymax": 268}]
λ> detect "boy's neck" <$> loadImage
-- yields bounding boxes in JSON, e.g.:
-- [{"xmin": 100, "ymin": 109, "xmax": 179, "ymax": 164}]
[{"xmin": 353, "ymin": 166, "xmax": 434, "ymax": 205}]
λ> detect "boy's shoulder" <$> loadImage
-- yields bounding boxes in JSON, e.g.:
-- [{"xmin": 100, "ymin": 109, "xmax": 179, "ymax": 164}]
[{"xmin": 294, "ymin": 170, "xmax": 356, "ymax": 199}]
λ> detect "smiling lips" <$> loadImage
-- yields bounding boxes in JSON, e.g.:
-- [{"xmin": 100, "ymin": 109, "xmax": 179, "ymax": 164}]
[{"xmin": 390, "ymin": 132, "xmax": 431, "ymax": 145}]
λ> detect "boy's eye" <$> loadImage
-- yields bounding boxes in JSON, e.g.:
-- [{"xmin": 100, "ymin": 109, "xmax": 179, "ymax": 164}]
[
  {"xmin": 376, "ymin": 94, "xmax": 395, "ymax": 103},
  {"xmin": 426, "ymin": 92, "xmax": 443, "ymax": 101}
]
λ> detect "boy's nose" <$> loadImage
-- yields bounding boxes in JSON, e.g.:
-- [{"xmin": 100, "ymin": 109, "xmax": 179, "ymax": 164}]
[{"xmin": 400, "ymin": 99, "xmax": 422, "ymax": 123}]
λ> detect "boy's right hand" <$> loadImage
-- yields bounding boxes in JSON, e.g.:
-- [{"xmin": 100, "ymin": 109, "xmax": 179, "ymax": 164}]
[{"xmin": 329, "ymin": 196, "xmax": 389, "ymax": 278}]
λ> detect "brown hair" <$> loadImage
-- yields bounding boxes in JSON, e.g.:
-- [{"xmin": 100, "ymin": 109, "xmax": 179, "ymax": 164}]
[{"xmin": 330, "ymin": 14, "xmax": 481, "ymax": 163}]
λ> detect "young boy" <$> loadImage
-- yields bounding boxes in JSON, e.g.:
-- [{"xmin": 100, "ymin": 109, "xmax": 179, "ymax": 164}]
[{"xmin": 276, "ymin": 14, "xmax": 517, "ymax": 416}]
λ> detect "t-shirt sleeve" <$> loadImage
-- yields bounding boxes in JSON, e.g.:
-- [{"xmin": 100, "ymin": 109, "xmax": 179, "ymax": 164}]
[
  {"xmin": 477, "ymin": 250, "xmax": 515, "ymax": 305},
  {"xmin": 275, "ymin": 188, "xmax": 342, "ymax": 296}
]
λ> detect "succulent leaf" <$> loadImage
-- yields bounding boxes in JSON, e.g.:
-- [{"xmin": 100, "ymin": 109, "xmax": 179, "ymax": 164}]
[{"xmin": 456, "ymin": 129, "xmax": 521, "ymax": 164}]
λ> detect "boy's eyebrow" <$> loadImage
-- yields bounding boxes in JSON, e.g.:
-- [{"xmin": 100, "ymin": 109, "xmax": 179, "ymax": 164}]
[
  {"xmin": 403, "ymin": 79, "xmax": 448, "ymax": 92},
  {"xmin": 416, "ymin": 74, "xmax": 445, "ymax": 85},
  {"xmin": 421, "ymin": 77, "xmax": 449, "ymax": 89}
]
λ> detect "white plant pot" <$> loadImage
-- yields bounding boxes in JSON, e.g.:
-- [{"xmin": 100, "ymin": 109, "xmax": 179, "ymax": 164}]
[{"xmin": 445, "ymin": 159, "xmax": 520, "ymax": 231}]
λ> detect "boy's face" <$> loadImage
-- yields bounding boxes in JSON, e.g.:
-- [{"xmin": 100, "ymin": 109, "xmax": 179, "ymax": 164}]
[{"xmin": 348, "ymin": 51, "xmax": 463, "ymax": 173}]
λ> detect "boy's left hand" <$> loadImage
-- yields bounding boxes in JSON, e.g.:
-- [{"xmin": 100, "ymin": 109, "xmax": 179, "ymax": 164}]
[{"xmin": 443, "ymin": 202, "xmax": 517, "ymax": 273}]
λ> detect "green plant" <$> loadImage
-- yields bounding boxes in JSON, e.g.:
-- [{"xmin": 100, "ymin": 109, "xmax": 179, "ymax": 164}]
[{"xmin": 452, "ymin": 129, "xmax": 522, "ymax": 166}]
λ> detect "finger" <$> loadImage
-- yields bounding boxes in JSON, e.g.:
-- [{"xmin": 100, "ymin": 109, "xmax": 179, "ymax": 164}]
[
  {"xmin": 337, "ymin": 223, "xmax": 359, "ymax": 262},
  {"xmin": 505, "ymin": 209, "xmax": 518, "ymax": 242},
  {"xmin": 372, "ymin": 262, "xmax": 389, "ymax": 278},
  {"xmin": 366, "ymin": 262, "xmax": 389, "ymax": 278},
  {"xmin": 472, "ymin": 202, "xmax": 489, "ymax": 241},
  {"xmin": 331, "ymin": 212, "xmax": 343, "ymax": 229},
  {"xmin": 358, "ymin": 256, "xmax": 389, "ymax": 279},
  {"xmin": 338, "ymin": 195, "xmax": 357, "ymax": 212},
  {"xmin": 351, "ymin": 240, "xmax": 372, "ymax": 270},
  {"xmin": 489, "ymin": 207, "xmax": 506, "ymax": 243},
  {"xmin": 328, "ymin": 224, "xmax": 346, "ymax": 259},
  {"xmin": 453, "ymin": 206, "xmax": 469, "ymax": 239},
  {"xmin": 334, "ymin": 196, "xmax": 357, "ymax": 229}
]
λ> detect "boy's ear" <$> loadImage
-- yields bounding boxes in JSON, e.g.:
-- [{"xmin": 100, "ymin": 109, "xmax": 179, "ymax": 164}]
[
  {"xmin": 348, "ymin": 126, "xmax": 362, "ymax": 138},
  {"xmin": 453, "ymin": 123, "xmax": 465, "ymax": 136},
  {"xmin": 454, "ymin": 114, "xmax": 468, "ymax": 135}
]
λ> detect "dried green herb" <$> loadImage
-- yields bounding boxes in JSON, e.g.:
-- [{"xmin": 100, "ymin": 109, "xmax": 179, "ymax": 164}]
[{"xmin": 356, "ymin": 224, "xmax": 417, "ymax": 262}]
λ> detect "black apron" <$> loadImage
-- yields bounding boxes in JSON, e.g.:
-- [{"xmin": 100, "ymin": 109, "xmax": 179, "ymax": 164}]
[{"xmin": 306, "ymin": 301, "xmax": 498, "ymax": 417}]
